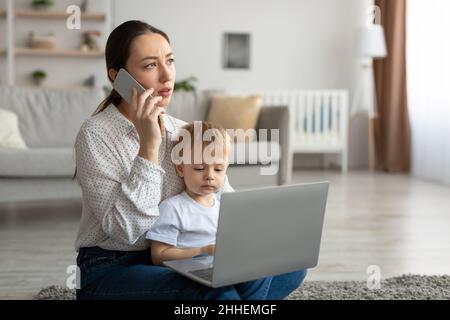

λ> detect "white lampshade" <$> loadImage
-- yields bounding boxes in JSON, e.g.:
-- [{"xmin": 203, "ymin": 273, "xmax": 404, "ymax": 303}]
[{"xmin": 356, "ymin": 24, "xmax": 387, "ymax": 58}]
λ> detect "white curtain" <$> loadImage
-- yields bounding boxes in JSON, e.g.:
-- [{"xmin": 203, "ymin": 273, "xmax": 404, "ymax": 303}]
[{"xmin": 407, "ymin": 0, "xmax": 450, "ymax": 185}]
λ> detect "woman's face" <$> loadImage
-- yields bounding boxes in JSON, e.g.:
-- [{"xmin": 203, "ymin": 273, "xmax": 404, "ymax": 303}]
[{"xmin": 125, "ymin": 33, "xmax": 176, "ymax": 107}]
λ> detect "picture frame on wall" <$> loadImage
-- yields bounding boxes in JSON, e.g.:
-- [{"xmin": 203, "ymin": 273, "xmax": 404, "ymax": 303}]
[{"xmin": 222, "ymin": 32, "xmax": 251, "ymax": 69}]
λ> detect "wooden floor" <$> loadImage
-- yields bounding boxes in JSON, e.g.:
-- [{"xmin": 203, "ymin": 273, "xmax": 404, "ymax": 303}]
[{"xmin": 1, "ymin": 170, "xmax": 450, "ymax": 299}]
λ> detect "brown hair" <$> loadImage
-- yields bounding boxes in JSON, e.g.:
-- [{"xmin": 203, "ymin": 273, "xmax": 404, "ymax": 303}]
[
  {"xmin": 73, "ymin": 21, "xmax": 170, "ymax": 180},
  {"xmin": 93, "ymin": 20, "xmax": 170, "ymax": 115},
  {"xmin": 174, "ymin": 121, "xmax": 231, "ymax": 164}
]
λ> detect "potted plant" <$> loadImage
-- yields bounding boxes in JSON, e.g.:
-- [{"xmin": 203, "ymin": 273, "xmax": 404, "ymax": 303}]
[
  {"xmin": 174, "ymin": 76, "xmax": 198, "ymax": 92},
  {"xmin": 31, "ymin": 70, "xmax": 47, "ymax": 86},
  {"xmin": 31, "ymin": 0, "xmax": 54, "ymax": 10}
]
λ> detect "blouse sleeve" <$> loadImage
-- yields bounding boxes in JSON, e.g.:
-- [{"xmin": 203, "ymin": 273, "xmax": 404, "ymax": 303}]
[{"xmin": 75, "ymin": 127, "xmax": 165, "ymax": 246}]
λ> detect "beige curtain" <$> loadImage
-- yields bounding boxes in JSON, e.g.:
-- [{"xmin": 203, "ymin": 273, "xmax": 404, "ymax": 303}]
[{"xmin": 373, "ymin": 0, "xmax": 411, "ymax": 172}]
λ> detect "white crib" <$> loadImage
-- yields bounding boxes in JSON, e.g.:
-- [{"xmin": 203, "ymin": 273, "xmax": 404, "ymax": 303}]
[{"xmin": 261, "ymin": 90, "xmax": 349, "ymax": 173}]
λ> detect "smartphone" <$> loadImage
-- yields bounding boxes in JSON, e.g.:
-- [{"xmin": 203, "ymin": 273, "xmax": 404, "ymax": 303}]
[
  {"xmin": 113, "ymin": 68, "xmax": 165, "ymax": 135},
  {"xmin": 113, "ymin": 68, "xmax": 151, "ymax": 105}
]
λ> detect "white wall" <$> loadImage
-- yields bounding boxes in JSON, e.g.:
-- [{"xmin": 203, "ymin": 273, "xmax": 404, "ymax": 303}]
[
  {"xmin": 115, "ymin": 0, "xmax": 365, "ymax": 92},
  {"xmin": 114, "ymin": 0, "xmax": 371, "ymax": 168}
]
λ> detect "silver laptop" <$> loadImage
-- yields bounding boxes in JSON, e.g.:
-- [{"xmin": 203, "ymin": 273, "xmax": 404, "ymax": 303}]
[{"xmin": 162, "ymin": 181, "xmax": 329, "ymax": 288}]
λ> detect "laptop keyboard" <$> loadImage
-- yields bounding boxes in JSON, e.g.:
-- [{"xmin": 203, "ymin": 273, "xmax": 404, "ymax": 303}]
[{"xmin": 189, "ymin": 268, "xmax": 213, "ymax": 282}]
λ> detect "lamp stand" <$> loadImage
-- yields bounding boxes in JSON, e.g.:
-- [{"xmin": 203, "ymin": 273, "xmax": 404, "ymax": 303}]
[{"xmin": 351, "ymin": 59, "xmax": 378, "ymax": 172}]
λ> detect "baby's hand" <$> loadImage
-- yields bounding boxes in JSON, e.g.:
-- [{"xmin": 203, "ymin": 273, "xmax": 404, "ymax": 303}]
[{"xmin": 200, "ymin": 244, "xmax": 216, "ymax": 256}]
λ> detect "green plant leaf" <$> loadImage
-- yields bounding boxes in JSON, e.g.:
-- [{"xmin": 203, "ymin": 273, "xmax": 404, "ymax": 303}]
[
  {"xmin": 32, "ymin": 70, "xmax": 47, "ymax": 79},
  {"xmin": 174, "ymin": 76, "xmax": 198, "ymax": 92}
]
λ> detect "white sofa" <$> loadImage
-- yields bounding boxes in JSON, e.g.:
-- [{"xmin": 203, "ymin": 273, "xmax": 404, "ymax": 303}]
[
  {"xmin": 0, "ymin": 86, "xmax": 103, "ymax": 177},
  {"xmin": 0, "ymin": 87, "xmax": 291, "ymax": 203},
  {"xmin": 0, "ymin": 86, "xmax": 104, "ymax": 202}
]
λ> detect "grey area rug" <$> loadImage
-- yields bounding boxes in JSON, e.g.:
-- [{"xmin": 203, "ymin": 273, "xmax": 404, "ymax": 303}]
[{"xmin": 35, "ymin": 274, "xmax": 450, "ymax": 300}]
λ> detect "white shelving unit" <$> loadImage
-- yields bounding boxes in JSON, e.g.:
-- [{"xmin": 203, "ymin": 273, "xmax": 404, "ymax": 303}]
[
  {"xmin": 1, "ymin": 0, "xmax": 112, "ymax": 87},
  {"xmin": 14, "ymin": 9, "xmax": 106, "ymax": 20},
  {"xmin": 14, "ymin": 47, "xmax": 105, "ymax": 57}
]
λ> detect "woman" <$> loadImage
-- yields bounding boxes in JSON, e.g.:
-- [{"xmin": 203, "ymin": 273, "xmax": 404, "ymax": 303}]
[{"xmin": 74, "ymin": 20, "xmax": 307, "ymax": 300}]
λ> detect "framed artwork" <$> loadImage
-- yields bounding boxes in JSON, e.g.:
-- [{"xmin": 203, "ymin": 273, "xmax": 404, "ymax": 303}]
[{"xmin": 223, "ymin": 33, "xmax": 251, "ymax": 69}]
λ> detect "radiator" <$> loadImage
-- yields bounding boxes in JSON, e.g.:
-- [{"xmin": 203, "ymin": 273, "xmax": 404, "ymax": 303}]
[{"xmin": 261, "ymin": 90, "xmax": 349, "ymax": 172}]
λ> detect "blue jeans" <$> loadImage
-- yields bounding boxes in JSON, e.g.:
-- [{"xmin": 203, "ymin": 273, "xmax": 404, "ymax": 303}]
[{"xmin": 76, "ymin": 246, "xmax": 307, "ymax": 300}]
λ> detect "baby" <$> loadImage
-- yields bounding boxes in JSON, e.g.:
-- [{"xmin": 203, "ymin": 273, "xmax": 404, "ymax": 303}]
[{"xmin": 146, "ymin": 121, "xmax": 231, "ymax": 265}]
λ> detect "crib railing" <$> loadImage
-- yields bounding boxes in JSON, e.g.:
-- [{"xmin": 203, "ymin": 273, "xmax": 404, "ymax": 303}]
[{"xmin": 261, "ymin": 90, "xmax": 349, "ymax": 172}]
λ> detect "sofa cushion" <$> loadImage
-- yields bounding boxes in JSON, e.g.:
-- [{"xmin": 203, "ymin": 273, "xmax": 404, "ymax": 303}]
[
  {"xmin": 228, "ymin": 141, "xmax": 280, "ymax": 165},
  {"xmin": 0, "ymin": 148, "xmax": 75, "ymax": 177},
  {"xmin": 226, "ymin": 165, "xmax": 279, "ymax": 188},
  {"xmin": 166, "ymin": 91, "xmax": 200, "ymax": 122},
  {"xmin": 207, "ymin": 95, "xmax": 262, "ymax": 143},
  {"xmin": 167, "ymin": 90, "xmax": 225, "ymax": 123},
  {"xmin": 0, "ymin": 109, "xmax": 27, "ymax": 149},
  {"xmin": 0, "ymin": 86, "xmax": 104, "ymax": 148}
]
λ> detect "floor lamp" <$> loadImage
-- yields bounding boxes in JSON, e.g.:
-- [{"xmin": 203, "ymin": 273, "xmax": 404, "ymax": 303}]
[{"xmin": 352, "ymin": 23, "xmax": 387, "ymax": 171}]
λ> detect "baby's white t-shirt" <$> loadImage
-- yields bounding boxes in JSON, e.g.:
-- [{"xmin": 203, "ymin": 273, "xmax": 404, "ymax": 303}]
[{"xmin": 146, "ymin": 191, "xmax": 221, "ymax": 248}]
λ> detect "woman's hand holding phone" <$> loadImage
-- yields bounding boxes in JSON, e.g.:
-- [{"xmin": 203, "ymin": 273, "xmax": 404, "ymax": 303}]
[{"xmin": 130, "ymin": 87, "xmax": 165, "ymax": 164}]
